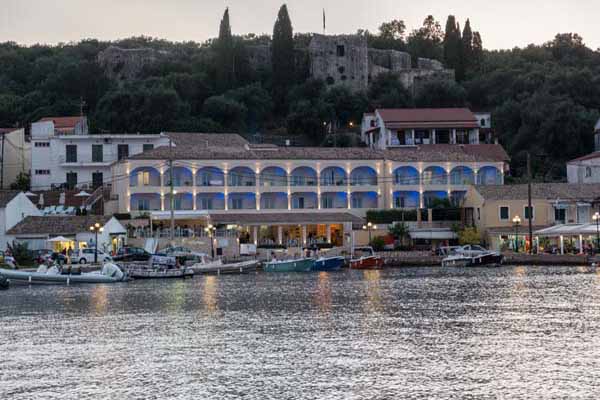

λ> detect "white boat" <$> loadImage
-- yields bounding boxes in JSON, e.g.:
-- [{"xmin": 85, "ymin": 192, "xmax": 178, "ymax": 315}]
[
  {"xmin": 442, "ymin": 245, "xmax": 504, "ymax": 268},
  {"xmin": 190, "ymin": 259, "xmax": 258, "ymax": 275},
  {"xmin": 0, "ymin": 263, "xmax": 128, "ymax": 284}
]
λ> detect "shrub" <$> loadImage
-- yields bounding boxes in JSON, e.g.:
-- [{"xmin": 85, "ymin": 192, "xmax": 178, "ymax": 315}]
[
  {"xmin": 370, "ymin": 236, "xmax": 386, "ymax": 251},
  {"xmin": 458, "ymin": 227, "xmax": 481, "ymax": 245},
  {"xmin": 8, "ymin": 241, "xmax": 34, "ymax": 267}
]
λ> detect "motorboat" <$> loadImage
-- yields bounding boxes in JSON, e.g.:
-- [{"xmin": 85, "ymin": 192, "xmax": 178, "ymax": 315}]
[
  {"xmin": 263, "ymin": 258, "xmax": 314, "ymax": 272},
  {"xmin": 0, "ymin": 263, "xmax": 128, "ymax": 284},
  {"xmin": 441, "ymin": 245, "xmax": 504, "ymax": 268},
  {"xmin": 312, "ymin": 256, "xmax": 345, "ymax": 271},
  {"xmin": 190, "ymin": 259, "xmax": 258, "ymax": 275},
  {"xmin": 120, "ymin": 255, "xmax": 194, "ymax": 279},
  {"xmin": 349, "ymin": 246, "xmax": 384, "ymax": 270}
]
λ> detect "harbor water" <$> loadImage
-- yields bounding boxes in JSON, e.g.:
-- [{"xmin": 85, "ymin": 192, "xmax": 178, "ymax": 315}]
[{"xmin": 2, "ymin": 266, "xmax": 600, "ymax": 399}]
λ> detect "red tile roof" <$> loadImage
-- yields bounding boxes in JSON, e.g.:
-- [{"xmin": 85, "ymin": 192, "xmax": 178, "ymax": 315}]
[
  {"xmin": 38, "ymin": 116, "xmax": 85, "ymax": 129},
  {"xmin": 376, "ymin": 108, "xmax": 479, "ymax": 129},
  {"xmin": 568, "ymin": 152, "xmax": 600, "ymax": 163}
]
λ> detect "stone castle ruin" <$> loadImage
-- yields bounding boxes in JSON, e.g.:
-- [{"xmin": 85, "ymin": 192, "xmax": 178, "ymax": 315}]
[
  {"xmin": 308, "ymin": 34, "xmax": 454, "ymax": 92},
  {"xmin": 97, "ymin": 33, "xmax": 454, "ymax": 91}
]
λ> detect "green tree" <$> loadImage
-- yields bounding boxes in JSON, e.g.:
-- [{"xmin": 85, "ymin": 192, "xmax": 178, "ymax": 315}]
[
  {"xmin": 10, "ymin": 172, "xmax": 30, "ymax": 191},
  {"xmin": 415, "ymin": 79, "xmax": 467, "ymax": 108},
  {"xmin": 368, "ymin": 72, "xmax": 413, "ymax": 109},
  {"xmin": 272, "ymin": 4, "xmax": 295, "ymax": 109},
  {"xmin": 472, "ymin": 31, "xmax": 483, "ymax": 71},
  {"xmin": 458, "ymin": 227, "xmax": 481, "ymax": 245},
  {"xmin": 202, "ymin": 95, "xmax": 247, "ymax": 130},
  {"xmin": 407, "ymin": 15, "xmax": 444, "ymax": 63},
  {"xmin": 462, "ymin": 19, "xmax": 473, "ymax": 73},
  {"xmin": 443, "ymin": 15, "xmax": 463, "ymax": 80},
  {"xmin": 215, "ymin": 8, "xmax": 235, "ymax": 91},
  {"xmin": 224, "ymin": 83, "xmax": 273, "ymax": 132},
  {"xmin": 389, "ymin": 223, "xmax": 410, "ymax": 248}
]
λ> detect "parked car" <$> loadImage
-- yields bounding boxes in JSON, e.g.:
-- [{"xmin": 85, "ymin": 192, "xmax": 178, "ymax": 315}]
[
  {"xmin": 159, "ymin": 246, "xmax": 207, "ymax": 258},
  {"xmin": 113, "ymin": 247, "xmax": 151, "ymax": 262},
  {"xmin": 74, "ymin": 248, "xmax": 113, "ymax": 264}
]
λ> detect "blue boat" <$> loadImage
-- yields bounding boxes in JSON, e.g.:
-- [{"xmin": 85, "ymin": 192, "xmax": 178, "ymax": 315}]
[
  {"xmin": 312, "ymin": 256, "xmax": 345, "ymax": 271},
  {"xmin": 263, "ymin": 258, "xmax": 314, "ymax": 272}
]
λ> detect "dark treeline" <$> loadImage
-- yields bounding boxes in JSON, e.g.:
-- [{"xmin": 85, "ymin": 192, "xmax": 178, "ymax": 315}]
[{"xmin": 0, "ymin": 6, "xmax": 598, "ymax": 179}]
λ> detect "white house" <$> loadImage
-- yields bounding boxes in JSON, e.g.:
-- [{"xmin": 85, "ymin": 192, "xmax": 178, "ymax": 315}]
[
  {"xmin": 0, "ymin": 191, "xmax": 42, "ymax": 250},
  {"xmin": 31, "ymin": 116, "xmax": 170, "ymax": 190},
  {"xmin": 567, "ymin": 120, "xmax": 600, "ymax": 184},
  {"xmin": 6, "ymin": 215, "xmax": 126, "ymax": 253}
]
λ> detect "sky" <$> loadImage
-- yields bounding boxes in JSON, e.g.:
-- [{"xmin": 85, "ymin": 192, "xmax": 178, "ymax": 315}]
[{"xmin": 1, "ymin": 0, "xmax": 599, "ymax": 50}]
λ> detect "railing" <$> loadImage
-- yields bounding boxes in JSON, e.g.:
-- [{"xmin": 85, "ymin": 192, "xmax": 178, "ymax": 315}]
[{"xmin": 128, "ymin": 227, "xmax": 239, "ymax": 239}]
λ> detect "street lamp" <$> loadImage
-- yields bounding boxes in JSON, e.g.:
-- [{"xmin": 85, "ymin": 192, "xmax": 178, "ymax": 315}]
[
  {"xmin": 593, "ymin": 212, "xmax": 600, "ymax": 254},
  {"xmin": 89, "ymin": 222, "xmax": 104, "ymax": 264},
  {"xmin": 205, "ymin": 224, "xmax": 217, "ymax": 259},
  {"xmin": 512, "ymin": 215, "xmax": 521, "ymax": 253},
  {"xmin": 362, "ymin": 221, "xmax": 377, "ymax": 244}
]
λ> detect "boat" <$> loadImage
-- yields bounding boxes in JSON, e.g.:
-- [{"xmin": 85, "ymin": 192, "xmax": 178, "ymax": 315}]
[
  {"xmin": 120, "ymin": 255, "xmax": 194, "ymax": 279},
  {"xmin": 349, "ymin": 246, "xmax": 384, "ymax": 270},
  {"xmin": 0, "ymin": 274, "xmax": 9, "ymax": 290},
  {"xmin": 263, "ymin": 258, "xmax": 314, "ymax": 272},
  {"xmin": 0, "ymin": 263, "xmax": 128, "ymax": 284},
  {"xmin": 190, "ymin": 259, "xmax": 258, "ymax": 275},
  {"xmin": 312, "ymin": 256, "xmax": 345, "ymax": 271},
  {"xmin": 441, "ymin": 245, "xmax": 504, "ymax": 267}
]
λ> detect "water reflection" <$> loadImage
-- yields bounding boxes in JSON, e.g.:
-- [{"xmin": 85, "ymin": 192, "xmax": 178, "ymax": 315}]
[
  {"xmin": 314, "ymin": 272, "xmax": 332, "ymax": 314},
  {"xmin": 363, "ymin": 270, "xmax": 382, "ymax": 313},
  {"xmin": 89, "ymin": 285, "xmax": 108, "ymax": 316},
  {"xmin": 202, "ymin": 276, "xmax": 219, "ymax": 315}
]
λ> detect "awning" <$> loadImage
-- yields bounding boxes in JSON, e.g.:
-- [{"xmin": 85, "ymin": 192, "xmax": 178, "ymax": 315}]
[
  {"xmin": 47, "ymin": 236, "xmax": 72, "ymax": 242},
  {"xmin": 149, "ymin": 210, "xmax": 210, "ymax": 220},
  {"xmin": 210, "ymin": 212, "xmax": 363, "ymax": 226},
  {"xmin": 534, "ymin": 224, "xmax": 599, "ymax": 237},
  {"xmin": 409, "ymin": 229, "xmax": 457, "ymax": 240}
]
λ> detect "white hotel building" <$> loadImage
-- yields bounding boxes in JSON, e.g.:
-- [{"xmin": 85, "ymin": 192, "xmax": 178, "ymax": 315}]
[
  {"xmin": 31, "ymin": 116, "xmax": 170, "ymax": 190},
  {"xmin": 110, "ymin": 109, "xmax": 509, "ymax": 249}
]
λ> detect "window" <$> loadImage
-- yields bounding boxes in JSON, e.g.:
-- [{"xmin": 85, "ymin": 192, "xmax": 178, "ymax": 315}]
[
  {"xmin": 139, "ymin": 171, "xmax": 150, "ymax": 186},
  {"xmin": 143, "ymin": 144, "xmax": 154, "ymax": 152},
  {"xmin": 92, "ymin": 172, "xmax": 103, "ymax": 188},
  {"xmin": 480, "ymin": 118, "xmax": 487, "ymax": 127},
  {"xmin": 66, "ymin": 172, "xmax": 77, "ymax": 189},
  {"xmin": 336, "ymin": 45, "xmax": 345, "ymax": 57},
  {"xmin": 455, "ymin": 130, "xmax": 469, "ymax": 144},
  {"xmin": 555, "ymin": 208, "xmax": 566, "ymax": 223},
  {"xmin": 35, "ymin": 169, "xmax": 50, "ymax": 175},
  {"xmin": 231, "ymin": 198, "xmax": 243, "ymax": 210},
  {"xmin": 352, "ymin": 196, "xmax": 363, "ymax": 209},
  {"xmin": 174, "ymin": 196, "xmax": 182, "ymax": 210},
  {"xmin": 65, "ymin": 145, "xmax": 77, "ymax": 163},
  {"xmin": 499, "ymin": 206, "xmax": 509, "ymax": 221},
  {"xmin": 35, "ymin": 142, "xmax": 50, "ymax": 147},
  {"xmin": 586, "ymin": 167, "xmax": 592, "ymax": 178},
  {"xmin": 395, "ymin": 196, "xmax": 405, "ymax": 209},
  {"xmin": 292, "ymin": 196, "xmax": 305, "ymax": 209},
  {"xmin": 117, "ymin": 144, "xmax": 129, "ymax": 160},
  {"xmin": 414, "ymin": 130, "xmax": 430, "ymax": 145},
  {"xmin": 92, "ymin": 144, "xmax": 103, "ymax": 163},
  {"xmin": 200, "ymin": 198, "xmax": 213, "ymax": 210},
  {"xmin": 138, "ymin": 198, "xmax": 150, "ymax": 211},
  {"xmin": 477, "ymin": 208, "xmax": 481, "ymax": 220},
  {"xmin": 524, "ymin": 206, "xmax": 534, "ymax": 220},
  {"xmin": 200, "ymin": 172, "xmax": 211, "ymax": 186},
  {"xmin": 263, "ymin": 197, "xmax": 275, "ymax": 209},
  {"xmin": 321, "ymin": 196, "xmax": 333, "ymax": 209}
]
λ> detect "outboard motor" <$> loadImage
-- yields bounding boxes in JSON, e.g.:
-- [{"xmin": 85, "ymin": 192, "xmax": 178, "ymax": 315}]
[
  {"xmin": 0, "ymin": 274, "xmax": 9, "ymax": 290},
  {"xmin": 101, "ymin": 263, "xmax": 126, "ymax": 281}
]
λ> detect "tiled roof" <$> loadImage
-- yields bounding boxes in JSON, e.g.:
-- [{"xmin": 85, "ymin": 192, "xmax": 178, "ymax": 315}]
[
  {"xmin": 384, "ymin": 144, "xmax": 509, "ymax": 162},
  {"xmin": 376, "ymin": 108, "xmax": 479, "ymax": 129},
  {"xmin": 0, "ymin": 191, "xmax": 21, "ymax": 208},
  {"xmin": 7, "ymin": 215, "xmax": 111, "ymax": 236},
  {"xmin": 568, "ymin": 152, "xmax": 600, "ymax": 163},
  {"xmin": 475, "ymin": 183, "xmax": 600, "ymax": 202},
  {"xmin": 128, "ymin": 141, "xmax": 508, "ymax": 163},
  {"xmin": 166, "ymin": 132, "xmax": 249, "ymax": 148},
  {"xmin": 210, "ymin": 212, "xmax": 364, "ymax": 225},
  {"xmin": 39, "ymin": 116, "xmax": 85, "ymax": 129}
]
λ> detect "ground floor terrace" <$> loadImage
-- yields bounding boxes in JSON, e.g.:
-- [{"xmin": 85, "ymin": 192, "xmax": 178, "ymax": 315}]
[{"xmin": 126, "ymin": 211, "xmax": 364, "ymax": 256}]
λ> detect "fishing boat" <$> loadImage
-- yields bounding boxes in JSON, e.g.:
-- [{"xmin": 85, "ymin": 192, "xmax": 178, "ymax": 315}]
[
  {"xmin": 441, "ymin": 245, "xmax": 504, "ymax": 268},
  {"xmin": 263, "ymin": 258, "xmax": 314, "ymax": 272},
  {"xmin": 0, "ymin": 263, "xmax": 128, "ymax": 284},
  {"xmin": 312, "ymin": 256, "xmax": 345, "ymax": 271},
  {"xmin": 190, "ymin": 259, "xmax": 258, "ymax": 275},
  {"xmin": 349, "ymin": 246, "xmax": 384, "ymax": 270}
]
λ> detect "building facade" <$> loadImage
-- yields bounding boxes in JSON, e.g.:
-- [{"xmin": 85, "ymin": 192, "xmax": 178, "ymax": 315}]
[
  {"xmin": 0, "ymin": 128, "xmax": 30, "ymax": 189},
  {"xmin": 31, "ymin": 116, "xmax": 169, "ymax": 190},
  {"xmin": 567, "ymin": 121, "xmax": 600, "ymax": 184},
  {"xmin": 361, "ymin": 108, "xmax": 494, "ymax": 150},
  {"xmin": 111, "ymin": 132, "xmax": 509, "ymax": 250},
  {"xmin": 463, "ymin": 184, "xmax": 600, "ymax": 251}
]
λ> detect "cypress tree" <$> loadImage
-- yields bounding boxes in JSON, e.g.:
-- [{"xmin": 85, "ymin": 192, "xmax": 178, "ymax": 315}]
[
  {"xmin": 443, "ymin": 15, "xmax": 464, "ymax": 81},
  {"xmin": 272, "ymin": 4, "xmax": 295, "ymax": 108},
  {"xmin": 472, "ymin": 31, "xmax": 484, "ymax": 71},
  {"xmin": 215, "ymin": 8, "xmax": 235, "ymax": 91},
  {"xmin": 462, "ymin": 19, "xmax": 474, "ymax": 73}
]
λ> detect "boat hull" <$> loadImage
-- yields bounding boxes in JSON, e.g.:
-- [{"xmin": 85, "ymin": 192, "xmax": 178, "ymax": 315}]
[
  {"xmin": 191, "ymin": 260, "xmax": 258, "ymax": 275},
  {"xmin": 312, "ymin": 256, "xmax": 344, "ymax": 271},
  {"xmin": 0, "ymin": 268, "xmax": 125, "ymax": 284},
  {"xmin": 442, "ymin": 253, "xmax": 504, "ymax": 268},
  {"xmin": 349, "ymin": 256, "xmax": 384, "ymax": 270},
  {"xmin": 263, "ymin": 259, "xmax": 314, "ymax": 272},
  {"xmin": 125, "ymin": 268, "xmax": 194, "ymax": 279}
]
